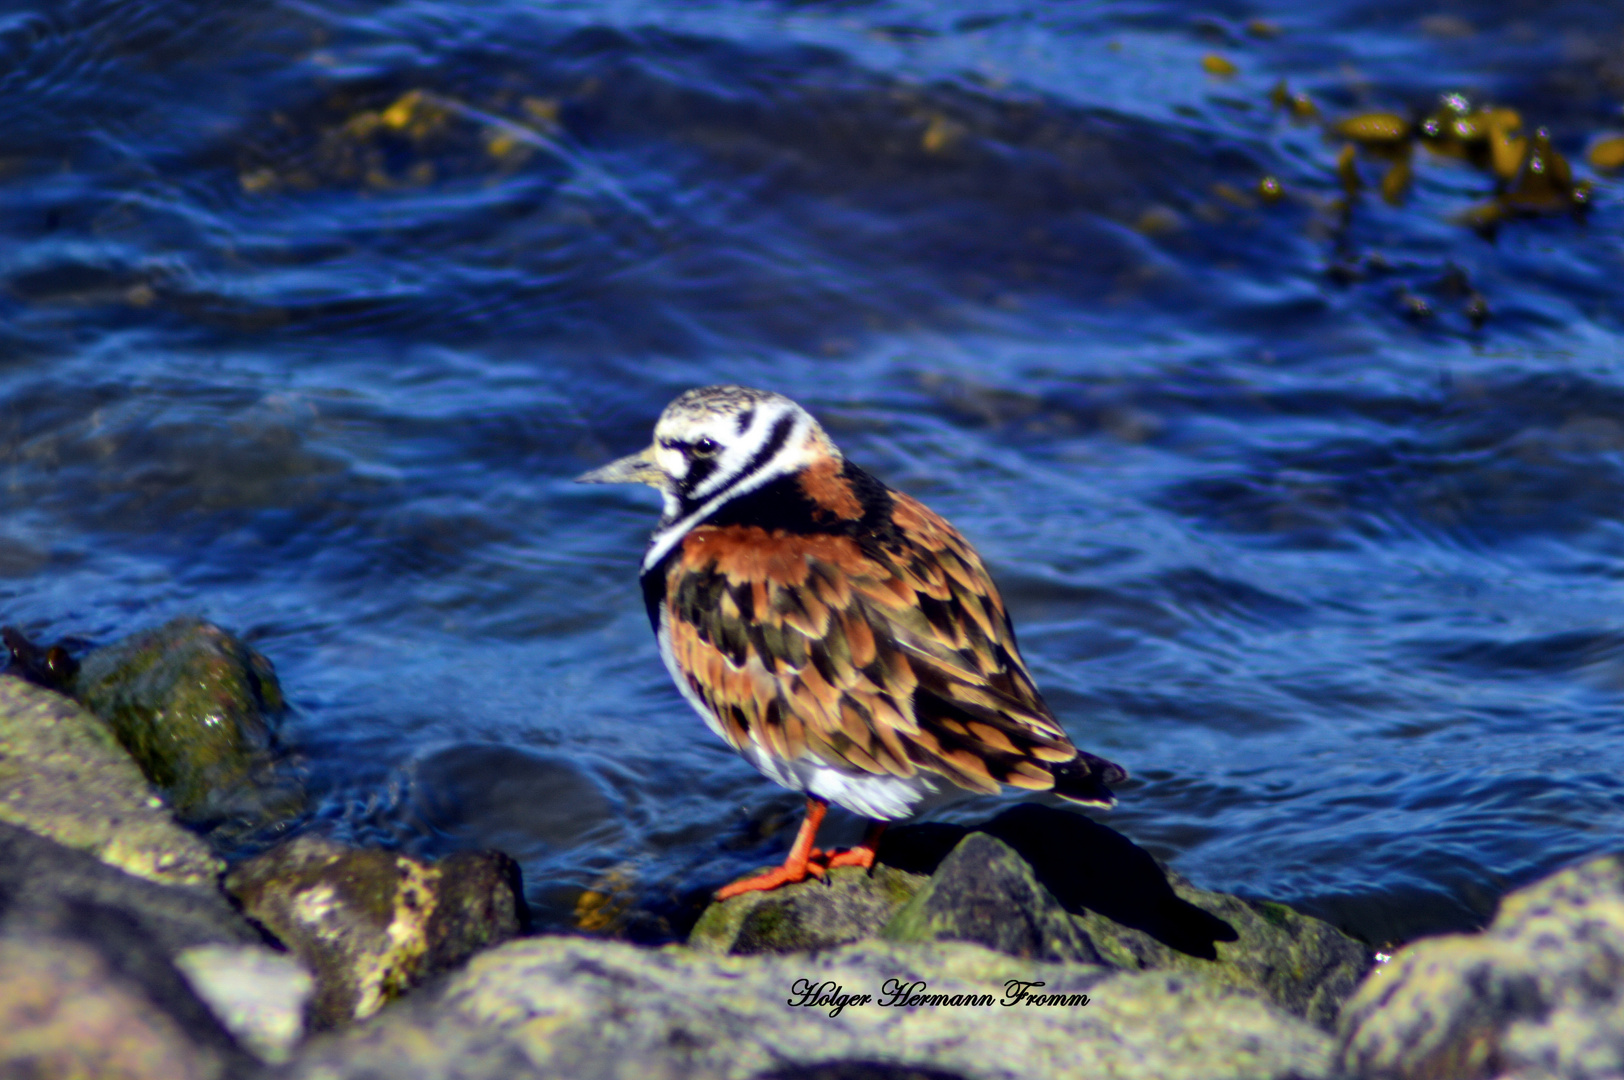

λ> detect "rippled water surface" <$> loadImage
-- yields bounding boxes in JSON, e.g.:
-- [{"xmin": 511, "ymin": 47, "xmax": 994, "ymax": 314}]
[{"xmin": 5, "ymin": 0, "xmax": 1624, "ymax": 943}]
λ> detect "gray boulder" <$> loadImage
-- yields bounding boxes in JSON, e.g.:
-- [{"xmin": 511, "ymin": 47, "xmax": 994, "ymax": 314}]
[
  {"xmin": 0, "ymin": 821, "xmax": 277, "ymax": 1078},
  {"xmin": 286, "ymin": 935, "xmax": 1335, "ymax": 1080},
  {"xmin": 1339, "ymin": 851, "xmax": 1624, "ymax": 1080}
]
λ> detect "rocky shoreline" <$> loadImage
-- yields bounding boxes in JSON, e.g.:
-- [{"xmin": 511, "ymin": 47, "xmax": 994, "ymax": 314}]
[{"xmin": 2, "ymin": 618, "xmax": 1621, "ymax": 1079}]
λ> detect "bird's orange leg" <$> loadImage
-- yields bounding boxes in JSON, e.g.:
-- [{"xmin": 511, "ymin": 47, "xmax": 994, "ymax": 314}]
[
  {"xmin": 820, "ymin": 821, "xmax": 887, "ymax": 871},
  {"xmin": 715, "ymin": 797, "xmax": 830, "ymax": 900}
]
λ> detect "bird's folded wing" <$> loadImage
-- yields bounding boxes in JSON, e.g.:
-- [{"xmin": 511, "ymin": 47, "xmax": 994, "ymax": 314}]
[{"xmin": 665, "ymin": 497, "xmax": 1094, "ymax": 796}]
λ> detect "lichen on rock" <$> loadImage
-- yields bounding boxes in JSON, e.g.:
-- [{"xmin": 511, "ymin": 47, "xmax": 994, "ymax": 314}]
[
  {"xmin": 284, "ymin": 936, "xmax": 1336, "ymax": 1080},
  {"xmin": 224, "ymin": 834, "xmax": 527, "ymax": 1028},
  {"xmin": 0, "ymin": 677, "xmax": 224, "ymax": 888},
  {"xmin": 1338, "ymin": 851, "xmax": 1624, "ymax": 1080}
]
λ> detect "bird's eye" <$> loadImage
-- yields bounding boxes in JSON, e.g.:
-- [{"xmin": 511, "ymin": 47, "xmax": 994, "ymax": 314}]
[{"xmin": 692, "ymin": 437, "xmax": 720, "ymax": 457}]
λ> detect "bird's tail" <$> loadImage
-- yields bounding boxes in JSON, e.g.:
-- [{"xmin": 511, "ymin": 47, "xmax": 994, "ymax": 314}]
[{"xmin": 1052, "ymin": 750, "xmax": 1128, "ymax": 809}]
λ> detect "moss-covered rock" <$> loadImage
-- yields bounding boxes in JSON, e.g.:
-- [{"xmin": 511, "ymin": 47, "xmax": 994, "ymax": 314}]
[
  {"xmin": 1338, "ymin": 852, "xmax": 1624, "ymax": 1080},
  {"xmin": 285, "ymin": 936, "xmax": 1335, "ymax": 1080},
  {"xmin": 887, "ymin": 831, "xmax": 1367, "ymax": 1028},
  {"xmin": 72, "ymin": 616, "xmax": 302, "ymax": 833},
  {"xmin": 691, "ymin": 807, "xmax": 1370, "ymax": 1028},
  {"xmin": 689, "ymin": 863, "xmax": 929, "ymax": 955},
  {"xmin": 224, "ymin": 834, "xmax": 527, "ymax": 1028},
  {"xmin": 0, "ymin": 677, "xmax": 224, "ymax": 888},
  {"xmin": 882, "ymin": 833, "xmax": 1103, "ymax": 963},
  {"xmin": 878, "ymin": 832, "xmax": 1367, "ymax": 1027}
]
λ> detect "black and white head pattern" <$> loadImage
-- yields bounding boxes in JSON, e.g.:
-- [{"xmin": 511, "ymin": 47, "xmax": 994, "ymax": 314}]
[{"xmin": 642, "ymin": 386, "xmax": 838, "ymax": 572}]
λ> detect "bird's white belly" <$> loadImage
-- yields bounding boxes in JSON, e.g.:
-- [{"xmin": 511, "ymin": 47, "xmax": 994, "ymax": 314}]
[{"xmin": 657, "ymin": 610, "xmax": 939, "ymax": 820}]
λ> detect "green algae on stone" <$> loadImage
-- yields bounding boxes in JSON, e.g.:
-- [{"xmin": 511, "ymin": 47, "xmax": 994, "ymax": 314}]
[
  {"xmin": 689, "ymin": 863, "xmax": 929, "ymax": 955},
  {"xmin": 72, "ymin": 616, "xmax": 302, "ymax": 831},
  {"xmin": 0, "ymin": 678, "xmax": 223, "ymax": 888},
  {"xmin": 225, "ymin": 834, "xmax": 526, "ymax": 1029}
]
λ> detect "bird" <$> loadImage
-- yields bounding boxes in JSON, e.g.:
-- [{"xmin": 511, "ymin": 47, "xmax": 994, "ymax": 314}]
[{"xmin": 578, "ymin": 386, "xmax": 1127, "ymax": 899}]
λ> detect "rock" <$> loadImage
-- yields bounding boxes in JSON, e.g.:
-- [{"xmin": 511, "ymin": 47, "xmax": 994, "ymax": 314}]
[
  {"xmin": 224, "ymin": 834, "xmax": 527, "ymax": 1028},
  {"xmin": 882, "ymin": 833, "xmax": 1101, "ymax": 964},
  {"xmin": 71, "ymin": 615, "xmax": 302, "ymax": 833},
  {"xmin": 0, "ymin": 677, "xmax": 224, "ymax": 888},
  {"xmin": 0, "ymin": 822, "xmax": 269, "ymax": 1079},
  {"xmin": 689, "ymin": 864, "xmax": 929, "ymax": 955},
  {"xmin": 0, "ymin": 933, "xmax": 246, "ymax": 1080},
  {"xmin": 1338, "ymin": 851, "xmax": 1624, "ymax": 1080},
  {"xmin": 175, "ymin": 944, "xmax": 315, "ymax": 1063},
  {"xmin": 697, "ymin": 807, "xmax": 1370, "ymax": 1028},
  {"xmin": 0, "ymin": 820, "xmax": 258, "ymax": 952},
  {"xmin": 876, "ymin": 828, "xmax": 1370, "ymax": 1026},
  {"xmin": 285, "ymin": 936, "xmax": 1336, "ymax": 1080}
]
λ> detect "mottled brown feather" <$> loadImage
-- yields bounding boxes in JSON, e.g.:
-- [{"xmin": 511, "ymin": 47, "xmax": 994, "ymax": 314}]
[{"xmin": 665, "ymin": 488, "xmax": 1113, "ymax": 800}]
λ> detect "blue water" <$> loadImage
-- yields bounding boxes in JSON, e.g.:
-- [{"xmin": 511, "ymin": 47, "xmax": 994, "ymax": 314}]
[{"xmin": 4, "ymin": 0, "xmax": 1624, "ymax": 944}]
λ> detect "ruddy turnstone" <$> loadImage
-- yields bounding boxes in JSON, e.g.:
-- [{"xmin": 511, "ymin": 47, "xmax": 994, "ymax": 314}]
[{"xmin": 579, "ymin": 386, "xmax": 1127, "ymax": 898}]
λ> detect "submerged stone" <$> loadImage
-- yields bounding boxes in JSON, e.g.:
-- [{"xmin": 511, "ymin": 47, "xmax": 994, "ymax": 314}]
[
  {"xmin": 224, "ymin": 834, "xmax": 527, "ymax": 1029},
  {"xmin": 71, "ymin": 616, "xmax": 304, "ymax": 835},
  {"xmin": 1589, "ymin": 135, "xmax": 1624, "ymax": 173}
]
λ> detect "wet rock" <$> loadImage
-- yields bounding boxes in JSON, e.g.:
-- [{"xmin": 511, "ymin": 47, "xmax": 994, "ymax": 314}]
[
  {"xmin": 1335, "ymin": 113, "xmax": 1411, "ymax": 145},
  {"xmin": 693, "ymin": 806, "xmax": 1370, "ymax": 1028},
  {"xmin": 0, "ymin": 677, "xmax": 224, "ymax": 888},
  {"xmin": 1338, "ymin": 851, "xmax": 1624, "ymax": 1080},
  {"xmin": 71, "ymin": 615, "xmax": 303, "ymax": 834},
  {"xmin": 0, "ymin": 821, "xmax": 267, "ymax": 1078},
  {"xmin": 689, "ymin": 863, "xmax": 929, "ymax": 955},
  {"xmin": 224, "ymin": 834, "xmax": 527, "ymax": 1028},
  {"xmin": 286, "ymin": 936, "xmax": 1335, "ymax": 1080}
]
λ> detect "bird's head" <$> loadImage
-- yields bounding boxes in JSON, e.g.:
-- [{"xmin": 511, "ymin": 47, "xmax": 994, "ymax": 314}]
[{"xmin": 577, "ymin": 386, "xmax": 839, "ymax": 522}]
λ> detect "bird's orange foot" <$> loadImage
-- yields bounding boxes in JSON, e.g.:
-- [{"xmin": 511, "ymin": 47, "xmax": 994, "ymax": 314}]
[
  {"xmin": 816, "ymin": 845, "xmax": 877, "ymax": 871},
  {"xmin": 715, "ymin": 858, "xmax": 826, "ymax": 900}
]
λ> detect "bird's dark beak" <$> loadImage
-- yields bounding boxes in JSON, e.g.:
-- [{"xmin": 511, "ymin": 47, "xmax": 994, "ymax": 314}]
[{"xmin": 576, "ymin": 445, "xmax": 664, "ymax": 486}]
